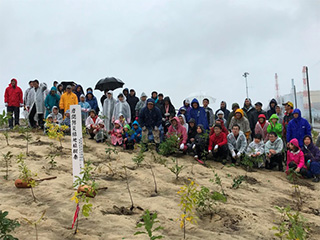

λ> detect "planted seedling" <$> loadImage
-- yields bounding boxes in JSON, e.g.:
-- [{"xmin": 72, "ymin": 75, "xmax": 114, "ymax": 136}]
[
  {"xmin": 123, "ymin": 165, "xmax": 135, "ymax": 211},
  {"xmin": 134, "ymin": 209, "xmax": 164, "ymax": 240},
  {"xmin": 71, "ymin": 161, "xmax": 98, "ymax": 234},
  {"xmin": 2, "ymin": 151, "xmax": 13, "ymax": 180},
  {"xmin": 132, "ymin": 145, "xmax": 145, "ymax": 167},
  {"xmin": 210, "ymin": 170, "xmax": 226, "ymax": 196},
  {"xmin": 46, "ymin": 122, "xmax": 69, "ymax": 148},
  {"xmin": 0, "ymin": 110, "xmax": 11, "ymax": 146},
  {"xmin": 16, "ymin": 153, "xmax": 38, "ymax": 202},
  {"xmin": 287, "ymin": 169, "xmax": 303, "ymax": 211},
  {"xmin": 17, "ymin": 126, "xmax": 32, "ymax": 156},
  {"xmin": 232, "ymin": 175, "xmax": 245, "ymax": 189},
  {"xmin": 272, "ymin": 206, "xmax": 309, "ymax": 240},
  {"xmin": 0, "ymin": 210, "xmax": 20, "ymax": 240},
  {"xmin": 105, "ymin": 142, "xmax": 118, "ymax": 160},
  {"xmin": 147, "ymin": 160, "xmax": 158, "ymax": 196},
  {"xmin": 23, "ymin": 210, "xmax": 46, "ymax": 240},
  {"xmin": 46, "ymin": 153, "xmax": 57, "ymax": 169},
  {"xmin": 177, "ymin": 179, "xmax": 198, "ymax": 239},
  {"xmin": 241, "ymin": 154, "xmax": 263, "ymax": 172},
  {"xmin": 168, "ymin": 158, "xmax": 184, "ymax": 180},
  {"xmin": 158, "ymin": 134, "xmax": 180, "ymax": 156}
]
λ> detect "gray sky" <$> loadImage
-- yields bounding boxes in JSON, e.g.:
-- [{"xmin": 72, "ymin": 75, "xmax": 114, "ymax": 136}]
[{"xmin": 1, "ymin": 0, "xmax": 319, "ymax": 112}]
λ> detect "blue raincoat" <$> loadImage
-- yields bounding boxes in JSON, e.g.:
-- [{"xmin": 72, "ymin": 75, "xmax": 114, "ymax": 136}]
[
  {"xmin": 130, "ymin": 120, "xmax": 142, "ymax": 142},
  {"xmin": 189, "ymin": 98, "xmax": 209, "ymax": 130},
  {"xmin": 86, "ymin": 91, "xmax": 99, "ymax": 114},
  {"xmin": 44, "ymin": 87, "xmax": 60, "ymax": 118}
]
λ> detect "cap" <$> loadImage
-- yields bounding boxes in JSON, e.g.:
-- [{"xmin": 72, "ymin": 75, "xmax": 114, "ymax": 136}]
[
  {"xmin": 66, "ymin": 85, "xmax": 72, "ymax": 89},
  {"xmin": 255, "ymin": 102, "xmax": 263, "ymax": 107},
  {"xmin": 282, "ymin": 101, "xmax": 294, "ymax": 108}
]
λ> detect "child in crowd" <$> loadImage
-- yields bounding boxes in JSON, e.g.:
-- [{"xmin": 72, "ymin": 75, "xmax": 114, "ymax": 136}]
[
  {"xmin": 110, "ymin": 120, "xmax": 123, "ymax": 146},
  {"xmin": 210, "ymin": 119, "xmax": 228, "ymax": 136},
  {"xmin": 85, "ymin": 109, "xmax": 105, "ymax": 142},
  {"xmin": 265, "ymin": 132, "xmax": 283, "ymax": 171},
  {"xmin": 51, "ymin": 106, "xmax": 63, "ymax": 125},
  {"xmin": 61, "ymin": 109, "xmax": 71, "ymax": 134},
  {"xmin": 167, "ymin": 117, "xmax": 188, "ymax": 152},
  {"xmin": 255, "ymin": 114, "xmax": 269, "ymax": 143},
  {"xmin": 118, "ymin": 114, "xmax": 127, "ymax": 127},
  {"xmin": 79, "ymin": 94, "xmax": 91, "ymax": 126},
  {"xmin": 208, "ymin": 125, "xmax": 228, "ymax": 162},
  {"xmin": 44, "ymin": 114, "xmax": 54, "ymax": 134},
  {"xmin": 267, "ymin": 114, "xmax": 282, "ymax": 138},
  {"xmin": 130, "ymin": 120, "xmax": 142, "ymax": 143},
  {"xmin": 246, "ymin": 133, "xmax": 265, "ymax": 168},
  {"xmin": 302, "ymin": 135, "xmax": 320, "ymax": 182},
  {"xmin": 193, "ymin": 124, "xmax": 207, "ymax": 164},
  {"xmin": 187, "ymin": 118, "xmax": 197, "ymax": 152},
  {"xmin": 286, "ymin": 138, "xmax": 307, "ymax": 176},
  {"xmin": 178, "ymin": 114, "xmax": 188, "ymax": 132},
  {"xmin": 216, "ymin": 110, "xmax": 227, "ymax": 126},
  {"xmin": 122, "ymin": 124, "xmax": 134, "ymax": 150}
]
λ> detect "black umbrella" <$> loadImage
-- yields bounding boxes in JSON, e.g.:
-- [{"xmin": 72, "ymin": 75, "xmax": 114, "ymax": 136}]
[
  {"xmin": 95, "ymin": 77, "xmax": 124, "ymax": 92},
  {"xmin": 60, "ymin": 81, "xmax": 76, "ymax": 90}
]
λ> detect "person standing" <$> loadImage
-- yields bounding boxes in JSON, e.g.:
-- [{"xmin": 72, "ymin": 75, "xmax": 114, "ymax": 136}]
[
  {"xmin": 189, "ymin": 98, "xmax": 209, "ymax": 130},
  {"xmin": 282, "ymin": 101, "xmax": 294, "ymax": 142},
  {"xmin": 215, "ymin": 101, "xmax": 230, "ymax": 120},
  {"xmin": 24, "ymin": 81, "xmax": 33, "ymax": 108},
  {"xmin": 203, "ymin": 98, "xmax": 214, "ymax": 128},
  {"xmin": 26, "ymin": 80, "xmax": 47, "ymax": 129},
  {"xmin": 266, "ymin": 98, "xmax": 278, "ymax": 119},
  {"xmin": 59, "ymin": 85, "xmax": 78, "ymax": 116},
  {"xmin": 4, "ymin": 78, "xmax": 23, "ymax": 129},
  {"xmin": 103, "ymin": 91, "xmax": 116, "ymax": 133},
  {"xmin": 44, "ymin": 87, "xmax": 60, "ymax": 118},
  {"xmin": 127, "ymin": 89, "xmax": 139, "ymax": 123}
]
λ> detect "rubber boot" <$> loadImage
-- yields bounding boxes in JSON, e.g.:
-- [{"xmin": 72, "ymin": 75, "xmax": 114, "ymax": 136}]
[{"xmin": 312, "ymin": 174, "xmax": 320, "ymax": 183}]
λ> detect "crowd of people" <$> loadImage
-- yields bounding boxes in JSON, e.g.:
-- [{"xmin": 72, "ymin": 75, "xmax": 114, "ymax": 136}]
[{"xmin": 4, "ymin": 78, "xmax": 320, "ymax": 182}]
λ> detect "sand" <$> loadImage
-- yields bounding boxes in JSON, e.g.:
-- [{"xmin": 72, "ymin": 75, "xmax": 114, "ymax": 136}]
[{"xmin": 1, "ymin": 130, "xmax": 320, "ymax": 240}]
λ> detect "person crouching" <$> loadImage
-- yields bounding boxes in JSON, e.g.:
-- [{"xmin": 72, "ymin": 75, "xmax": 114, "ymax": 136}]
[
  {"xmin": 110, "ymin": 120, "xmax": 123, "ymax": 146},
  {"xmin": 122, "ymin": 124, "xmax": 134, "ymax": 150},
  {"xmin": 85, "ymin": 109, "xmax": 105, "ymax": 142}
]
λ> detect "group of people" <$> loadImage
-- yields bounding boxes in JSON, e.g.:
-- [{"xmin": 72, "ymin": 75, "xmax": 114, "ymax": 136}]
[{"xmin": 4, "ymin": 78, "xmax": 320, "ymax": 182}]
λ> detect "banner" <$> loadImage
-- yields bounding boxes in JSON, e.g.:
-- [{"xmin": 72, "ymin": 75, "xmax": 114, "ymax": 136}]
[{"xmin": 70, "ymin": 105, "xmax": 84, "ymax": 186}]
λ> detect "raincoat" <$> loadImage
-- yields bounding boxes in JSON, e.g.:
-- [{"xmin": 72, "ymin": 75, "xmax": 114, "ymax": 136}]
[
  {"xmin": 135, "ymin": 92, "xmax": 147, "ymax": 117},
  {"xmin": 286, "ymin": 109, "xmax": 311, "ymax": 147},
  {"xmin": 44, "ymin": 87, "xmax": 60, "ymax": 118},
  {"xmin": 59, "ymin": 91, "xmax": 78, "ymax": 112},
  {"xmin": 139, "ymin": 98, "xmax": 162, "ymax": 129},
  {"xmin": 167, "ymin": 116, "xmax": 188, "ymax": 145},
  {"xmin": 302, "ymin": 135, "xmax": 320, "ymax": 176},
  {"xmin": 178, "ymin": 114, "xmax": 188, "ymax": 132},
  {"xmin": 267, "ymin": 114, "xmax": 282, "ymax": 138},
  {"xmin": 127, "ymin": 90, "xmax": 139, "ymax": 121},
  {"xmin": 4, "ymin": 78, "xmax": 23, "ymax": 107},
  {"xmin": 74, "ymin": 84, "xmax": 84, "ymax": 101},
  {"xmin": 265, "ymin": 136, "xmax": 283, "ymax": 155},
  {"xmin": 26, "ymin": 83, "xmax": 47, "ymax": 114},
  {"xmin": 286, "ymin": 138, "xmax": 307, "ymax": 171},
  {"xmin": 86, "ymin": 91, "xmax": 99, "ymax": 114},
  {"xmin": 178, "ymin": 99, "xmax": 192, "ymax": 119},
  {"xmin": 79, "ymin": 98, "xmax": 91, "ymax": 125},
  {"xmin": 51, "ymin": 106, "xmax": 63, "ymax": 125},
  {"xmin": 189, "ymin": 98, "xmax": 208, "ymax": 130},
  {"xmin": 215, "ymin": 101, "xmax": 230, "ymax": 120},
  {"xmin": 227, "ymin": 131, "xmax": 247, "ymax": 154},
  {"xmin": 266, "ymin": 98, "xmax": 277, "ymax": 119},
  {"xmin": 130, "ymin": 120, "xmax": 142, "ymax": 142},
  {"xmin": 160, "ymin": 96, "xmax": 176, "ymax": 118},
  {"xmin": 110, "ymin": 120, "xmax": 123, "ymax": 145},
  {"xmin": 102, "ymin": 91, "xmax": 116, "ymax": 132},
  {"xmin": 242, "ymin": 99, "xmax": 256, "ymax": 135},
  {"xmin": 113, "ymin": 95, "xmax": 131, "ymax": 124},
  {"xmin": 208, "ymin": 131, "xmax": 227, "ymax": 151}
]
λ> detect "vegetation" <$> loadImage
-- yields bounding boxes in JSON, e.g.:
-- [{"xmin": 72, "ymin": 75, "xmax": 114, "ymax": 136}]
[
  {"xmin": 232, "ymin": 175, "xmax": 245, "ymax": 189},
  {"xmin": 272, "ymin": 206, "xmax": 309, "ymax": 240},
  {"xmin": 159, "ymin": 134, "xmax": 180, "ymax": 156},
  {"xmin": 17, "ymin": 153, "xmax": 38, "ymax": 202},
  {"xmin": 132, "ymin": 145, "xmax": 145, "ymax": 167},
  {"xmin": 46, "ymin": 122, "xmax": 69, "ymax": 148},
  {"xmin": 241, "ymin": 154, "xmax": 263, "ymax": 172},
  {"xmin": 287, "ymin": 169, "xmax": 303, "ymax": 211},
  {"xmin": 134, "ymin": 210, "xmax": 164, "ymax": 240},
  {"xmin": 168, "ymin": 158, "xmax": 184, "ymax": 180},
  {"xmin": 0, "ymin": 210, "xmax": 20, "ymax": 240},
  {"xmin": 23, "ymin": 210, "xmax": 46, "ymax": 240},
  {"xmin": 17, "ymin": 126, "xmax": 32, "ymax": 156},
  {"xmin": 2, "ymin": 151, "xmax": 13, "ymax": 180},
  {"xmin": 0, "ymin": 110, "xmax": 11, "ymax": 146},
  {"xmin": 105, "ymin": 142, "xmax": 118, "ymax": 160}
]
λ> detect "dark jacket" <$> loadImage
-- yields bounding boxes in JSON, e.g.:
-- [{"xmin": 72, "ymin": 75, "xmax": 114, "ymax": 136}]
[
  {"xmin": 86, "ymin": 91, "xmax": 99, "ymax": 114},
  {"xmin": 139, "ymin": 98, "xmax": 162, "ymax": 128},
  {"xmin": 194, "ymin": 124, "xmax": 207, "ymax": 147},
  {"xmin": 215, "ymin": 101, "xmax": 230, "ymax": 120},
  {"xmin": 74, "ymin": 84, "xmax": 84, "ymax": 101},
  {"xmin": 242, "ymin": 101, "xmax": 257, "ymax": 133},
  {"xmin": 189, "ymin": 99, "xmax": 209, "ymax": 130},
  {"xmin": 302, "ymin": 135, "xmax": 320, "ymax": 163},
  {"xmin": 287, "ymin": 109, "xmax": 312, "ymax": 147},
  {"xmin": 187, "ymin": 118, "xmax": 197, "ymax": 143},
  {"xmin": 127, "ymin": 91, "xmax": 139, "ymax": 120},
  {"xmin": 160, "ymin": 97, "xmax": 176, "ymax": 118},
  {"xmin": 266, "ymin": 98, "xmax": 277, "ymax": 119}
]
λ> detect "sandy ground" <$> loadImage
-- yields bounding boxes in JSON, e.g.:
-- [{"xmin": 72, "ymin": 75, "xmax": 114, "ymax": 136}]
[{"xmin": 1, "ymin": 130, "xmax": 320, "ymax": 240}]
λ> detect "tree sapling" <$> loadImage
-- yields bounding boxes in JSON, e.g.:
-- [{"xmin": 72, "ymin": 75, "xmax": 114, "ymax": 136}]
[
  {"xmin": 168, "ymin": 158, "xmax": 184, "ymax": 180},
  {"xmin": 0, "ymin": 210, "xmax": 20, "ymax": 240},
  {"xmin": 23, "ymin": 210, "xmax": 46, "ymax": 240},
  {"xmin": 134, "ymin": 209, "xmax": 164, "ymax": 240},
  {"xmin": 2, "ymin": 151, "xmax": 13, "ymax": 180}
]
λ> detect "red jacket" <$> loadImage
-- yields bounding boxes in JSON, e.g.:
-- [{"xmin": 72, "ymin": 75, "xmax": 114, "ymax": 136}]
[
  {"xmin": 4, "ymin": 79, "xmax": 23, "ymax": 107},
  {"xmin": 210, "ymin": 119, "xmax": 228, "ymax": 136},
  {"xmin": 208, "ymin": 132, "xmax": 227, "ymax": 150}
]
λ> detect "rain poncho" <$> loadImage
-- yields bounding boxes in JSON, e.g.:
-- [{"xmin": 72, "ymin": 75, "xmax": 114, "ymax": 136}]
[
  {"xmin": 130, "ymin": 120, "xmax": 142, "ymax": 142},
  {"xmin": 26, "ymin": 82, "xmax": 47, "ymax": 114},
  {"xmin": 286, "ymin": 109, "xmax": 311, "ymax": 147},
  {"xmin": 227, "ymin": 130, "xmax": 247, "ymax": 154},
  {"xmin": 112, "ymin": 95, "xmax": 131, "ymax": 124},
  {"xmin": 178, "ymin": 114, "xmax": 188, "ymax": 132},
  {"xmin": 246, "ymin": 141, "xmax": 265, "ymax": 156},
  {"xmin": 135, "ymin": 92, "xmax": 147, "ymax": 117},
  {"xmin": 189, "ymin": 98, "xmax": 209, "ymax": 130},
  {"xmin": 102, "ymin": 91, "xmax": 116, "ymax": 132},
  {"xmin": 86, "ymin": 91, "xmax": 99, "ymax": 114},
  {"xmin": 267, "ymin": 114, "xmax": 282, "ymax": 138},
  {"xmin": 79, "ymin": 95, "xmax": 91, "ymax": 125},
  {"xmin": 51, "ymin": 106, "xmax": 63, "ymax": 125},
  {"xmin": 167, "ymin": 116, "xmax": 188, "ymax": 145},
  {"xmin": 110, "ymin": 120, "xmax": 123, "ymax": 145},
  {"xmin": 44, "ymin": 87, "xmax": 60, "ymax": 118}
]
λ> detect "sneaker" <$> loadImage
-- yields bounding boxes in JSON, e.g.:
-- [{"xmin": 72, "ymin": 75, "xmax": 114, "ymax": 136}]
[
  {"xmin": 194, "ymin": 155, "xmax": 198, "ymax": 160},
  {"xmin": 197, "ymin": 159, "xmax": 204, "ymax": 165},
  {"xmin": 222, "ymin": 159, "xmax": 227, "ymax": 165}
]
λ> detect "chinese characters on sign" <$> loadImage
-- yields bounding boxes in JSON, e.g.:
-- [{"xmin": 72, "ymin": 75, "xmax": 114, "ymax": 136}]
[{"xmin": 70, "ymin": 105, "xmax": 84, "ymax": 186}]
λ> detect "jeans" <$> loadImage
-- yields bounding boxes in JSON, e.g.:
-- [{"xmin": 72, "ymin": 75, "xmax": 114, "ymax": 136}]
[
  {"xmin": 7, "ymin": 106, "xmax": 20, "ymax": 128},
  {"xmin": 142, "ymin": 127, "xmax": 160, "ymax": 144},
  {"xmin": 266, "ymin": 153, "xmax": 283, "ymax": 171}
]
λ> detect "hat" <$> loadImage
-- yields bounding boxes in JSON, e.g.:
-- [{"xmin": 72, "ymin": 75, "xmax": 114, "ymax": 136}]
[
  {"xmin": 232, "ymin": 103, "xmax": 240, "ymax": 109},
  {"xmin": 185, "ymin": 99, "xmax": 190, "ymax": 104},
  {"xmin": 180, "ymin": 107, "xmax": 186, "ymax": 112},
  {"xmin": 255, "ymin": 102, "xmax": 263, "ymax": 107},
  {"xmin": 65, "ymin": 110, "xmax": 70, "ymax": 114},
  {"xmin": 66, "ymin": 85, "xmax": 72, "ymax": 89},
  {"xmin": 80, "ymin": 94, "xmax": 85, "ymax": 98},
  {"xmin": 282, "ymin": 101, "xmax": 294, "ymax": 108}
]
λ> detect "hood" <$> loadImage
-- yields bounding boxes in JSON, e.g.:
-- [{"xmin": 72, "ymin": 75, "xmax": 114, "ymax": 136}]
[
  {"xmin": 178, "ymin": 114, "xmax": 186, "ymax": 124},
  {"xmin": 269, "ymin": 98, "xmax": 277, "ymax": 108},
  {"xmin": 258, "ymin": 114, "xmax": 266, "ymax": 120},
  {"xmin": 191, "ymin": 98, "xmax": 199, "ymax": 109},
  {"xmin": 140, "ymin": 92, "xmax": 147, "ymax": 98},
  {"xmin": 290, "ymin": 138, "xmax": 300, "ymax": 149},
  {"xmin": 86, "ymin": 91, "xmax": 95, "ymax": 98},
  {"xmin": 184, "ymin": 99, "xmax": 190, "ymax": 105},
  {"xmin": 303, "ymin": 135, "xmax": 313, "ymax": 144},
  {"xmin": 114, "ymin": 119, "xmax": 122, "ymax": 126},
  {"xmin": 65, "ymin": 109, "xmax": 70, "ymax": 114},
  {"xmin": 9, "ymin": 78, "xmax": 18, "ymax": 87},
  {"xmin": 197, "ymin": 124, "xmax": 205, "ymax": 132},
  {"xmin": 124, "ymin": 124, "xmax": 131, "ymax": 130},
  {"xmin": 171, "ymin": 116, "xmax": 182, "ymax": 127},
  {"xmin": 293, "ymin": 109, "xmax": 301, "ymax": 119},
  {"xmin": 51, "ymin": 106, "xmax": 59, "ymax": 112},
  {"xmin": 243, "ymin": 98, "xmax": 252, "ymax": 107},
  {"xmin": 217, "ymin": 110, "xmax": 224, "ymax": 118},
  {"xmin": 221, "ymin": 101, "xmax": 227, "ymax": 109},
  {"xmin": 46, "ymin": 114, "xmax": 53, "ymax": 119},
  {"xmin": 132, "ymin": 120, "xmax": 140, "ymax": 128},
  {"xmin": 188, "ymin": 118, "xmax": 196, "ymax": 124},
  {"xmin": 235, "ymin": 109, "xmax": 244, "ymax": 118},
  {"xmin": 232, "ymin": 103, "xmax": 240, "ymax": 110},
  {"xmin": 146, "ymin": 98, "xmax": 155, "ymax": 105},
  {"xmin": 163, "ymin": 96, "xmax": 172, "ymax": 104},
  {"xmin": 80, "ymin": 94, "xmax": 86, "ymax": 99},
  {"xmin": 269, "ymin": 114, "xmax": 279, "ymax": 121},
  {"xmin": 50, "ymin": 86, "xmax": 57, "ymax": 93},
  {"xmin": 75, "ymin": 84, "xmax": 84, "ymax": 93},
  {"xmin": 107, "ymin": 90, "xmax": 113, "ymax": 98}
]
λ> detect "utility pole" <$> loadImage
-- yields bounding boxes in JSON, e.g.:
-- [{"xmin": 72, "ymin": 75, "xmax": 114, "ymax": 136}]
[
  {"xmin": 306, "ymin": 66, "xmax": 312, "ymax": 125},
  {"xmin": 243, "ymin": 72, "xmax": 249, "ymax": 99},
  {"xmin": 291, "ymin": 79, "xmax": 297, "ymax": 108}
]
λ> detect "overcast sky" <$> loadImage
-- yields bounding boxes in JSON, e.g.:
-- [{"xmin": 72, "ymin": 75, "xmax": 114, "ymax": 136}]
[{"xmin": 1, "ymin": 0, "xmax": 319, "ymax": 112}]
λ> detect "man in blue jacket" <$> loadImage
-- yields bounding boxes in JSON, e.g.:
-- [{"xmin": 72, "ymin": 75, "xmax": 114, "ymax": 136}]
[
  {"xmin": 286, "ymin": 108, "xmax": 311, "ymax": 147},
  {"xmin": 189, "ymin": 98, "xmax": 209, "ymax": 130},
  {"xmin": 139, "ymin": 98, "xmax": 162, "ymax": 150}
]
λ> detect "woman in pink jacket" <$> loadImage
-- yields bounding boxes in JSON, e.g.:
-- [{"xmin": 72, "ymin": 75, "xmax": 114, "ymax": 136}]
[
  {"xmin": 254, "ymin": 114, "xmax": 269, "ymax": 143},
  {"xmin": 167, "ymin": 116, "xmax": 188, "ymax": 152},
  {"xmin": 286, "ymin": 138, "xmax": 307, "ymax": 176}
]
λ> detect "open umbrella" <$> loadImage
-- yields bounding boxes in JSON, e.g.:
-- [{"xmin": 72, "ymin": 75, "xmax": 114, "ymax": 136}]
[
  {"xmin": 95, "ymin": 77, "xmax": 124, "ymax": 92},
  {"xmin": 186, "ymin": 91, "xmax": 216, "ymax": 104},
  {"xmin": 60, "ymin": 81, "xmax": 76, "ymax": 90}
]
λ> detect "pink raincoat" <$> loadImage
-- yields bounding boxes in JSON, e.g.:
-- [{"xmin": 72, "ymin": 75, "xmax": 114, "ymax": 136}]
[{"xmin": 286, "ymin": 138, "xmax": 307, "ymax": 171}]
